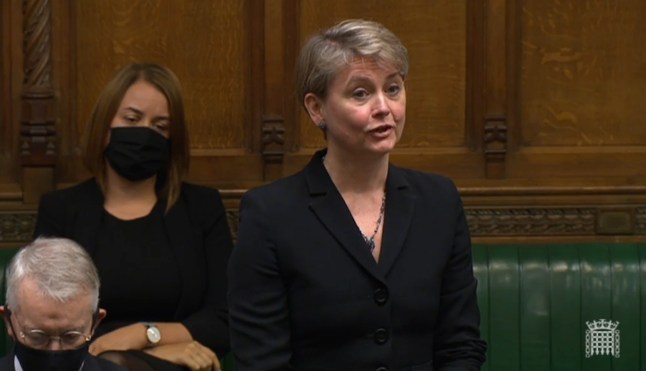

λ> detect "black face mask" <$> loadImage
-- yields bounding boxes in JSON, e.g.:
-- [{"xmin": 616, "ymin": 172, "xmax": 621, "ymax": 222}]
[
  {"xmin": 104, "ymin": 127, "xmax": 170, "ymax": 181},
  {"xmin": 14, "ymin": 340, "xmax": 89, "ymax": 371}
]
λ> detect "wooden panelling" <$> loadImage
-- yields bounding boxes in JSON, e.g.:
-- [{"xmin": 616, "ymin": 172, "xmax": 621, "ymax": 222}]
[
  {"xmin": 508, "ymin": 0, "xmax": 646, "ymax": 179},
  {"xmin": 283, "ymin": 0, "xmax": 477, "ymax": 178},
  {"xmin": 6, "ymin": 200, "xmax": 646, "ymax": 248},
  {"xmin": 1, "ymin": 0, "xmax": 646, "ymax": 244},
  {"xmin": 50, "ymin": 0, "xmax": 256, "ymax": 186},
  {"xmin": 519, "ymin": 0, "xmax": 646, "ymax": 147},
  {"xmin": 74, "ymin": 1, "xmax": 248, "ymax": 147},
  {"xmin": 297, "ymin": 0, "xmax": 468, "ymax": 149},
  {"xmin": 0, "ymin": 0, "xmax": 23, "ymax": 188}
]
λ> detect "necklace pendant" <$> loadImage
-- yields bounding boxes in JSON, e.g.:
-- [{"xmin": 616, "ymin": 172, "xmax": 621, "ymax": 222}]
[
  {"xmin": 366, "ymin": 238, "xmax": 375, "ymax": 252},
  {"xmin": 361, "ymin": 191, "xmax": 386, "ymax": 253}
]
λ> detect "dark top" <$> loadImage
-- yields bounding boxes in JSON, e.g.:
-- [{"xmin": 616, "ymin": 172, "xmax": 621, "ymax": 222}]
[
  {"xmin": 95, "ymin": 205, "xmax": 180, "ymax": 328},
  {"xmin": 34, "ymin": 179, "xmax": 233, "ymax": 356},
  {"xmin": 228, "ymin": 149, "xmax": 487, "ymax": 370}
]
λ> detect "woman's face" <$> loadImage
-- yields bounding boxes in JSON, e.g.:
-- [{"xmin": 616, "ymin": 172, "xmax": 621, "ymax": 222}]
[
  {"xmin": 307, "ymin": 58, "xmax": 406, "ymax": 158},
  {"xmin": 110, "ymin": 80, "xmax": 170, "ymax": 138}
]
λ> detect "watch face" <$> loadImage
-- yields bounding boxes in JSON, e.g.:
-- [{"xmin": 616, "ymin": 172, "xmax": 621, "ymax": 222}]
[{"xmin": 147, "ymin": 326, "xmax": 161, "ymax": 344}]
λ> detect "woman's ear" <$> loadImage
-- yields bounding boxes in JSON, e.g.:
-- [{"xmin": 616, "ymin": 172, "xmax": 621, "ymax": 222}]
[{"xmin": 304, "ymin": 93, "xmax": 325, "ymax": 127}]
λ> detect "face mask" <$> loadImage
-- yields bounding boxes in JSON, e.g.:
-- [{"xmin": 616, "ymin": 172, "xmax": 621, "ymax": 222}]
[
  {"xmin": 14, "ymin": 340, "xmax": 89, "ymax": 371},
  {"xmin": 104, "ymin": 127, "xmax": 170, "ymax": 181}
]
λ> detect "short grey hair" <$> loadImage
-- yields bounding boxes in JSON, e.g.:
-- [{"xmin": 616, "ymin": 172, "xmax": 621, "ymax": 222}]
[
  {"xmin": 5, "ymin": 237, "xmax": 100, "ymax": 312},
  {"xmin": 296, "ymin": 18, "xmax": 409, "ymax": 106}
]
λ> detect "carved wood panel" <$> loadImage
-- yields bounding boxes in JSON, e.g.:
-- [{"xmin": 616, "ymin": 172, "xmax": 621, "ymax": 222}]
[
  {"xmin": 1, "ymin": 0, "xmax": 646, "ymax": 243},
  {"xmin": 508, "ymin": 0, "xmax": 646, "ymax": 180},
  {"xmin": 520, "ymin": 0, "xmax": 646, "ymax": 147},
  {"xmin": 281, "ymin": 0, "xmax": 483, "ymax": 178},
  {"xmin": 296, "ymin": 0, "xmax": 468, "ymax": 150},
  {"xmin": 1, "ymin": 1, "xmax": 30, "ymax": 186},
  {"xmin": 45, "ymin": 0, "xmax": 258, "ymax": 187}
]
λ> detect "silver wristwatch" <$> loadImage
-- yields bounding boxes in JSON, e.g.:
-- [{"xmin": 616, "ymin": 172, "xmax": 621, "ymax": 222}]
[{"xmin": 144, "ymin": 323, "xmax": 161, "ymax": 346}]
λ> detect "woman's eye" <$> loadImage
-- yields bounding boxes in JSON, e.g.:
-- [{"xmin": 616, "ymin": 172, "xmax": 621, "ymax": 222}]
[
  {"xmin": 124, "ymin": 116, "xmax": 139, "ymax": 124},
  {"xmin": 387, "ymin": 84, "xmax": 401, "ymax": 96},
  {"xmin": 155, "ymin": 121, "xmax": 169, "ymax": 130},
  {"xmin": 352, "ymin": 89, "xmax": 369, "ymax": 99}
]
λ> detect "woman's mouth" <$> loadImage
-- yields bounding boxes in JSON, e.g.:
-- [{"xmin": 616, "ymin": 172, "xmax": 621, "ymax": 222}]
[{"xmin": 369, "ymin": 124, "xmax": 394, "ymax": 135}]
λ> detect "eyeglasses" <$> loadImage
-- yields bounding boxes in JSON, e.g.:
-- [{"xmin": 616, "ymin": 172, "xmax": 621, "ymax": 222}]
[
  {"xmin": 5, "ymin": 307, "xmax": 93, "ymax": 350},
  {"xmin": 18, "ymin": 328, "xmax": 91, "ymax": 349}
]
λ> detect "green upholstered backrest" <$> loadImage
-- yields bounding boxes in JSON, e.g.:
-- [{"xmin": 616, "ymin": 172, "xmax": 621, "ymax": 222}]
[
  {"xmin": 0, "ymin": 243, "xmax": 643, "ymax": 371},
  {"xmin": 473, "ymin": 243, "xmax": 646, "ymax": 371},
  {"xmin": 0, "ymin": 248, "xmax": 18, "ymax": 355}
]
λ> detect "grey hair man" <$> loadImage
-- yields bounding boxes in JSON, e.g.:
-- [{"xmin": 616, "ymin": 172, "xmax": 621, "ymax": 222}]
[{"xmin": 0, "ymin": 237, "xmax": 125, "ymax": 371}]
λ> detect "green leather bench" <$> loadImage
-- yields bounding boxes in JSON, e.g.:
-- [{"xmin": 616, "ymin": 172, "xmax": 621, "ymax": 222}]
[
  {"xmin": 0, "ymin": 243, "xmax": 644, "ymax": 370},
  {"xmin": 474, "ymin": 243, "xmax": 646, "ymax": 370}
]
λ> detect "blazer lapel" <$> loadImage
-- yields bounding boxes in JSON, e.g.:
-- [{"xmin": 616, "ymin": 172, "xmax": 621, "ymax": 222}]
[
  {"xmin": 378, "ymin": 165, "xmax": 415, "ymax": 276},
  {"xmin": 163, "ymin": 191, "xmax": 202, "ymax": 319},
  {"xmin": 305, "ymin": 151, "xmax": 383, "ymax": 281}
]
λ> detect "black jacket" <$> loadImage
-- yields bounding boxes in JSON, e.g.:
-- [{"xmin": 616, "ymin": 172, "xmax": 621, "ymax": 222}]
[
  {"xmin": 228, "ymin": 150, "xmax": 487, "ymax": 370},
  {"xmin": 34, "ymin": 178, "xmax": 233, "ymax": 355}
]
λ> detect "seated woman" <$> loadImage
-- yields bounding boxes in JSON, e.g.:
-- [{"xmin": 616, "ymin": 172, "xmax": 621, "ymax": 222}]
[{"xmin": 34, "ymin": 63, "xmax": 232, "ymax": 371}]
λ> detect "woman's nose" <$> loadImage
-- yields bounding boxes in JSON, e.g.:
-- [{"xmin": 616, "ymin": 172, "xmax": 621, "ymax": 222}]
[
  {"xmin": 372, "ymin": 93, "xmax": 391, "ymax": 117},
  {"xmin": 136, "ymin": 119, "xmax": 155, "ymax": 129}
]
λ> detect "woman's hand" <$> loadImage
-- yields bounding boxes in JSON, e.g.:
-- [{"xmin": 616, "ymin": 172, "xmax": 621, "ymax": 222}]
[
  {"xmin": 144, "ymin": 341, "xmax": 221, "ymax": 371},
  {"xmin": 89, "ymin": 323, "xmax": 148, "ymax": 355}
]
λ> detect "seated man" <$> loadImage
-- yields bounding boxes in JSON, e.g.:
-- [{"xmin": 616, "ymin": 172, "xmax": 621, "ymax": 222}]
[{"xmin": 0, "ymin": 237, "xmax": 125, "ymax": 371}]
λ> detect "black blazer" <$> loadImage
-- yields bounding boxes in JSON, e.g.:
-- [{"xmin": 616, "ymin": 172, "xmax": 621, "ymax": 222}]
[
  {"xmin": 0, "ymin": 348, "xmax": 127, "ymax": 371},
  {"xmin": 33, "ymin": 179, "xmax": 233, "ymax": 355},
  {"xmin": 228, "ymin": 150, "xmax": 487, "ymax": 371}
]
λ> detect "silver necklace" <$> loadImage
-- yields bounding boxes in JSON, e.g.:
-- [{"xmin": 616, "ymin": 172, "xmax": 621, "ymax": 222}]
[{"xmin": 362, "ymin": 192, "xmax": 386, "ymax": 252}]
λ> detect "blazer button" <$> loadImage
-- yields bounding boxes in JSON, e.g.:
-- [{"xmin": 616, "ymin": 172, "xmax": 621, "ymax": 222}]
[
  {"xmin": 376, "ymin": 367, "xmax": 389, "ymax": 371},
  {"xmin": 374, "ymin": 328, "xmax": 388, "ymax": 345},
  {"xmin": 374, "ymin": 287, "xmax": 389, "ymax": 305}
]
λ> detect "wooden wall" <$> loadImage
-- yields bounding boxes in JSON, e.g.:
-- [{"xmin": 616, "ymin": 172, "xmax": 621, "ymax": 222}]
[{"xmin": 2, "ymin": 0, "xmax": 646, "ymax": 248}]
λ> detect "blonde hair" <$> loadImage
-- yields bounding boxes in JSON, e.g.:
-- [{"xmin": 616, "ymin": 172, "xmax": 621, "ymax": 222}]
[{"xmin": 296, "ymin": 19, "xmax": 409, "ymax": 105}]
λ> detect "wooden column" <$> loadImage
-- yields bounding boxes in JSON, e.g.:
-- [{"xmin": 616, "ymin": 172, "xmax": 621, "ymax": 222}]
[
  {"xmin": 258, "ymin": 0, "xmax": 297, "ymax": 181},
  {"xmin": 20, "ymin": 0, "xmax": 56, "ymax": 203},
  {"xmin": 482, "ymin": 0, "xmax": 508, "ymax": 178}
]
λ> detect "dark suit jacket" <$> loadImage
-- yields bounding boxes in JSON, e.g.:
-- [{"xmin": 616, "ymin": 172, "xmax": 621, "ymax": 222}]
[
  {"xmin": 0, "ymin": 348, "xmax": 127, "ymax": 370},
  {"xmin": 228, "ymin": 150, "xmax": 487, "ymax": 371},
  {"xmin": 33, "ymin": 179, "xmax": 233, "ymax": 355}
]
